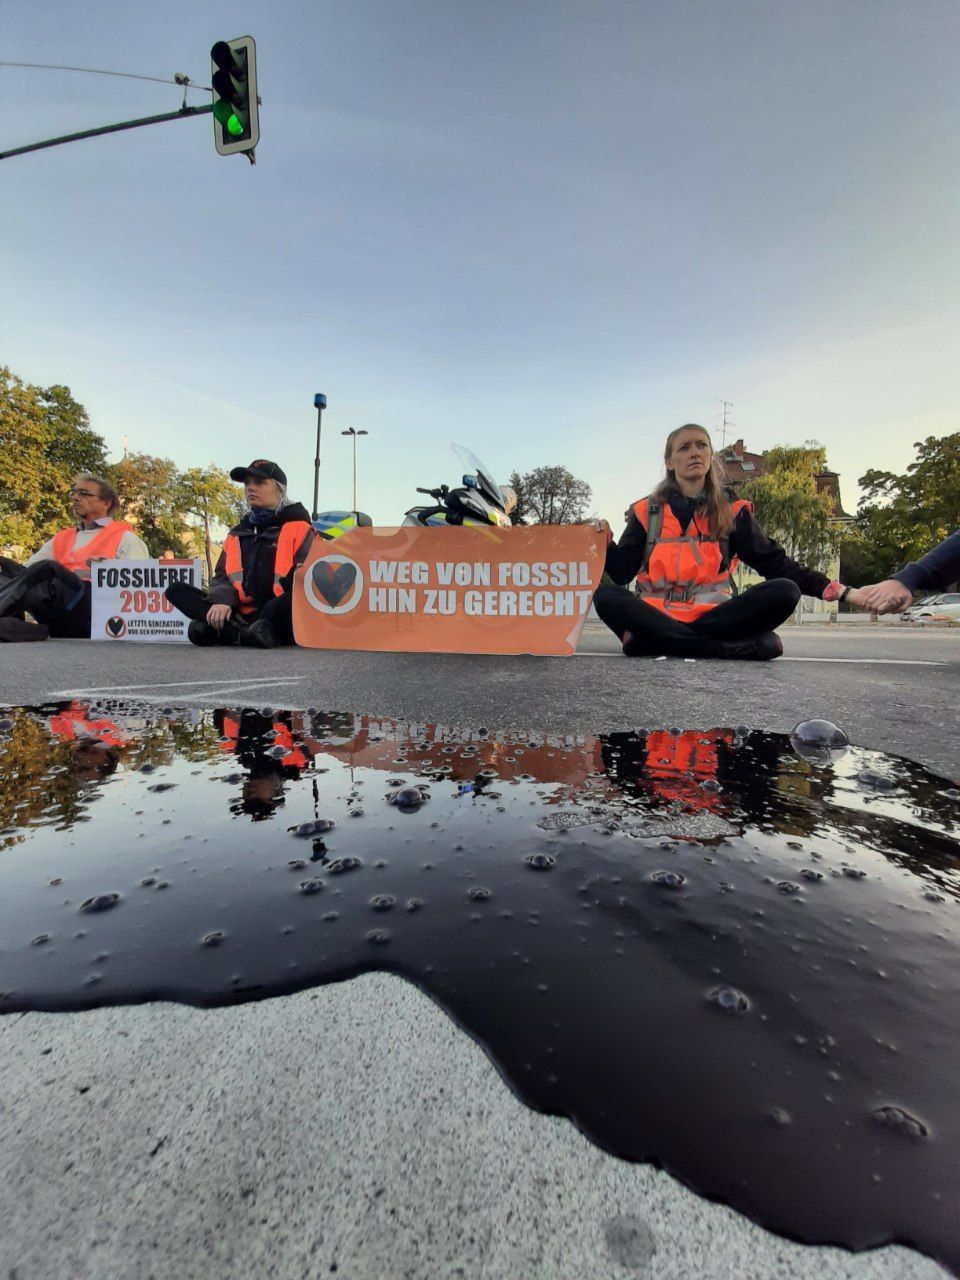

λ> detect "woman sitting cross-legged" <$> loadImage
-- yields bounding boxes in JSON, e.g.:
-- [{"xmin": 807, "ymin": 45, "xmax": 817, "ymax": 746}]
[{"xmin": 593, "ymin": 423, "xmax": 867, "ymax": 660}]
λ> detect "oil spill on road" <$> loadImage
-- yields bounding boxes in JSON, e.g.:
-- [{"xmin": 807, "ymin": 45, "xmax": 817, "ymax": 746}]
[{"xmin": 0, "ymin": 702, "xmax": 958, "ymax": 1273}]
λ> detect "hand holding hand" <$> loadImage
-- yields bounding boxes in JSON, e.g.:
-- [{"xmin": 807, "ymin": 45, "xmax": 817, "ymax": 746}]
[
  {"xmin": 842, "ymin": 587, "xmax": 871, "ymax": 610},
  {"xmin": 861, "ymin": 580, "xmax": 913, "ymax": 614},
  {"xmin": 206, "ymin": 603, "xmax": 234, "ymax": 631}
]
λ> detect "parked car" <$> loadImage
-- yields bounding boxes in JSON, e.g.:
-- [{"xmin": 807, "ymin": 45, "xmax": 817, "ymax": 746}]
[{"xmin": 901, "ymin": 592, "xmax": 960, "ymax": 622}]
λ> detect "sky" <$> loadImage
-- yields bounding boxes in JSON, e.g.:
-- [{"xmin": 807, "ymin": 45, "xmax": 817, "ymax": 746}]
[{"xmin": 1, "ymin": 0, "xmax": 957, "ymax": 526}]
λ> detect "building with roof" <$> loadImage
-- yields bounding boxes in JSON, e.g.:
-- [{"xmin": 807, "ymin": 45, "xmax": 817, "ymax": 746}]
[{"xmin": 719, "ymin": 440, "xmax": 853, "ymax": 617}]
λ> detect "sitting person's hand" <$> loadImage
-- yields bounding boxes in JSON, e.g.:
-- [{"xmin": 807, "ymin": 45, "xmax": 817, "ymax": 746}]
[
  {"xmin": 842, "ymin": 587, "xmax": 872, "ymax": 610},
  {"xmin": 861, "ymin": 580, "xmax": 913, "ymax": 614},
  {"xmin": 206, "ymin": 603, "xmax": 234, "ymax": 631}
]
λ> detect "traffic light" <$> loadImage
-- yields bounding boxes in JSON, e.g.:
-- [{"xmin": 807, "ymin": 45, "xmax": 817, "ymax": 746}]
[{"xmin": 210, "ymin": 36, "xmax": 259, "ymax": 158}]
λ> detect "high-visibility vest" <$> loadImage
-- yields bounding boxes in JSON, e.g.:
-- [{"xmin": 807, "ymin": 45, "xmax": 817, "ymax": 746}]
[
  {"xmin": 633, "ymin": 495, "xmax": 750, "ymax": 623},
  {"xmin": 222, "ymin": 522, "xmax": 313, "ymax": 614},
  {"xmin": 217, "ymin": 714, "xmax": 307, "ymax": 769},
  {"xmin": 50, "ymin": 521, "xmax": 134, "ymax": 580},
  {"xmin": 643, "ymin": 729, "xmax": 734, "ymax": 808},
  {"xmin": 48, "ymin": 702, "xmax": 126, "ymax": 747}
]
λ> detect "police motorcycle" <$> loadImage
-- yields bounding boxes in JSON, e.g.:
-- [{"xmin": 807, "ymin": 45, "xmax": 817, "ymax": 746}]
[{"xmin": 403, "ymin": 444, "xmax": 516, "ymax": 528}]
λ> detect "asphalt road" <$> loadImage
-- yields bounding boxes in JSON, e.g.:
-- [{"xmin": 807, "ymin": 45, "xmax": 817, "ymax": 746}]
[{"xmin": 1, "ymin": 628, "xmax": 957, "ymax": 1280}]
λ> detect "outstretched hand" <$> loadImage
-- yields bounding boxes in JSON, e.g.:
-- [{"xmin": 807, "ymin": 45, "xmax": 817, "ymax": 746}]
[{"xmin": 860, "ymin": 580, "xmax": 914, "ymax": 614}]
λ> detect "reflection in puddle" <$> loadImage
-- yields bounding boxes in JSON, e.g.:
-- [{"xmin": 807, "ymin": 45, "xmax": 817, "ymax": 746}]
[{"xmin": 1, "ymin": 703, "xmax": 959, "ymax": 1273}]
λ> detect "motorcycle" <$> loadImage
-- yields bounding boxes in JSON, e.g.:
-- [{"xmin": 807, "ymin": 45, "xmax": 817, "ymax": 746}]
[{"xmin": 403, "ymin": 444, "xmax": 516, "ymax": 528}]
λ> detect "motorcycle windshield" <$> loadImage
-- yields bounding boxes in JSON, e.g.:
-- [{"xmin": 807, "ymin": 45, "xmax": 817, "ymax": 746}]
[{"xmin": 452, "ymin": 443, "xmax": 504, "ymax": 510}]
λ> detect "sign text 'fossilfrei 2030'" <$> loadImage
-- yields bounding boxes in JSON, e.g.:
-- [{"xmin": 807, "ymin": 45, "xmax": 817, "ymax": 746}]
[
  {"xmin": 90, "ymin": 559, "xmax": 200, "ymax": 642},
  {"xmin": 293, "ymin": 526, "xmax": 606, "ymax": 655}
]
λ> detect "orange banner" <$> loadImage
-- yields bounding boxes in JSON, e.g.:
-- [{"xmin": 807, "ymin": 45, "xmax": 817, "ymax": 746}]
[{"xmin": 293, "ymin": 525, "xmax": 606, "ymax": 655}]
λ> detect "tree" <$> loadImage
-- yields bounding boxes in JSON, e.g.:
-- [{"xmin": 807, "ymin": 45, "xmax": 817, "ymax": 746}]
[
  {"xmin": 178, "ymin": 465, "xmax": 245, "ymax": 579},
  {"xmin": 507, "ymin": 470, "xmax": 528, "ymax": 526},
  {"xmin": 108, "ymin": 452, "xmax": 188, "ymax": 557},
  {"xmin": 742, "ymin": 443, "xmax": 839, "ymax": 570},
  {"xmin": 0, "ymin": 367, "xmax": 107, "ymax": 552},
  {"xmin": 511, "ymin": 465, "xmax": 592, "ymax": 525},
  {"xmin": 856, "ymin": 433, "xmax": 960, "ymax": 577}
]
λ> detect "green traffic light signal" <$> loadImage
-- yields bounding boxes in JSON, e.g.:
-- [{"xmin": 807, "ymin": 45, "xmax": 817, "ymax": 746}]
[{"xmin": 210, "ymin": 36, "xmax": 259, "ymax": 157}]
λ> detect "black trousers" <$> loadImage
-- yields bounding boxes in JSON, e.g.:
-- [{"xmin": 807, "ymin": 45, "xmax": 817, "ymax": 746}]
[
  {"xmin": 165, "ymin": 582, "xmax": 296, "ymax": 645},
  {"xmin": 594, "ymin": 579, "xmax": 801, "ymax": 657},
  {"xmin": 0, "ymin": 557, "xmax": 91, "ymax": 638}
]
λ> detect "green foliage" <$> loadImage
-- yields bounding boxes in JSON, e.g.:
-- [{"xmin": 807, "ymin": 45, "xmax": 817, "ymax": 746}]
[
  {"xmin": 742, "ymin": 442, "xmax": 839, "ymax": 570},
  {"xmin": 0, "ymin": 367, "xmax": 107, "ymax": 551},
  {"xmin": 178, "ymin": 465, "xmax": 245, "ymax": 578},
  {"xmin": 510, "ymin": 465, "xmax": 592, "ymax": 525},
  {"xmin": 856, "ymin": 433, "xmax": 960, "ymax": 576},
  {"xmin": 107, "ymin": 452, "xmax": 189, "ymax": 558}
]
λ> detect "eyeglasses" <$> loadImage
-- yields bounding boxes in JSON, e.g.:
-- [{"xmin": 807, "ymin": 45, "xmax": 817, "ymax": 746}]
[{"xmin": 69, "ymin": 487, "xmax": 98, "ymax": 499}]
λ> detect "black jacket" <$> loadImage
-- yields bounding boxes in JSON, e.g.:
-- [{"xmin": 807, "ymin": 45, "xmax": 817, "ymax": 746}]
[
  {"xmin": 605, "ymin": 491, "xmax": 831, "ymax": 599},
  {"xmin": 209, "ymin": 503, "xmax": 313, "ymax": 609}
]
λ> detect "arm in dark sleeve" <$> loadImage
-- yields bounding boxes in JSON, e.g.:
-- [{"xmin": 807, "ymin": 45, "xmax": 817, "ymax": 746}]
[
  {"xmin": 604, "ymin": 510, "xmax": 647, "ymax": 586},
  {"xmin": 207, "ymin": 547, "xmax": 240, "ymax": 608},
  {"xmin": 893, "ymin": 530, "xmax": 960, "ymax": 594},
  {"xmin": 730, "ymin": 509, "xmax": 831, "ymax": 598}
]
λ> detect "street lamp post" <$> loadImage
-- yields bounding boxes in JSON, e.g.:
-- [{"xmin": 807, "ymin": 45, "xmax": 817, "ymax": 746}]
[
  {"xmin": 341, "ymin": 428, "xmax": 368, "ymax": 512},
  {"xmin": 312, "ymin": 393, "xmax": 327, "ymax": 522}
]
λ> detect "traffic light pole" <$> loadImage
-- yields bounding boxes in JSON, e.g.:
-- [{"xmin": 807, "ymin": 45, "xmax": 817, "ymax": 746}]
[{"xmin": 0, "ymin": 102, "xmax": 214, "ymax": 161}]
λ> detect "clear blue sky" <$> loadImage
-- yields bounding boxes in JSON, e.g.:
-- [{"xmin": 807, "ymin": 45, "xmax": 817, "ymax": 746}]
[{"xmin": 2, "ymin": 0, "xmax": 957, "ymax": 525}]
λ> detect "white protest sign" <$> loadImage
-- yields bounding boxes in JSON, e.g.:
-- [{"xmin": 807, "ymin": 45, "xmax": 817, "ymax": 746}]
[{"xmin": 90, "ymin": 559, "xmax": 201, "ymax": 642}]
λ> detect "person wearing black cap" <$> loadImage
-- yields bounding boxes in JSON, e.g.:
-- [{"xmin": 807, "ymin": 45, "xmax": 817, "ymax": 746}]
[{"xmin": 164, "ymin": 460, "xmax": 313, "ymax": 648}]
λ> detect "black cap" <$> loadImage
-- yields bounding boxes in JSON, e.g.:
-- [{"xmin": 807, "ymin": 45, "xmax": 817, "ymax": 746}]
[{"xmin": 230, "ymin": 459, "xmax": 287, "ymax": 486}]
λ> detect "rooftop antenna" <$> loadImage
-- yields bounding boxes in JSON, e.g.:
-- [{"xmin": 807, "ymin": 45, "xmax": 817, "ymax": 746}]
[{"xmin": 716, "ymin": 399, "xmax": 734, "ymax": 452}]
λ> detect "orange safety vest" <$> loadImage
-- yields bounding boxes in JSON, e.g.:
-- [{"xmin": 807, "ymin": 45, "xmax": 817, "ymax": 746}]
[
  {"xmin": 48, "ymin": 702, "xmax": 126, "ymax": 747},
  {"xmin": 50, "ymin": 521, "xmax": 134, "ymax": 581},
  {"xmin": 217, "ymin": 714, "xmax": 307, "ymax": 769},
  {"xmin": 221, "ymin": 522, "xmax": 313, "ymax": 615},
  {"xmin": 643, "ymin": 729, "xmax": 734, "ymax": 809},
  {"xmin": 633, "ymin": 495, "xmax": 750, "ymax": 623}
]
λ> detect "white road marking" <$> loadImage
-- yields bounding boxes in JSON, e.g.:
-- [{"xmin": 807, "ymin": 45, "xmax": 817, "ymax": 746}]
[
  {"xmin": 52, "ymin": 676, "xmax": 306, "ymax": 694},
  {"xmin": 573, "ymin": 652, "xmax": 945, "ymax": 666}
]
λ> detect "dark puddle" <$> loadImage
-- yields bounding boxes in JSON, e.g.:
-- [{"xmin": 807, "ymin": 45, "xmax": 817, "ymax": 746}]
[{"xmin": 1, "ymin": 703, "xmax": 959, "ymax": 1272}]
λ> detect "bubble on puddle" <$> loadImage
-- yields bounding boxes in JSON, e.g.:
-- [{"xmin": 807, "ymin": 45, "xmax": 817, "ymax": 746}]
[
  {"xmin": 201, "ymin": 931, "xmax": 224, "ymax": 947},
  {"xmin": 367, "ymin": 929, "xmax": 391, "ymax": 945},
  {"xmin": 699, "ymin": 779, "xmax": 721, "ymax": 793},
  {"xmin": 524, "ymin": 853, "xmax": 555, "ymax": 870},
  {"xmin": 468, "ymin": 886, "xmax": 491, "ymax": 901},
  {"xmin": 923, "ymin": 890, "xmax": 945, "ymax": 903},
  {"xmin": 388, "ymin": 786, "xmax": 427, "ymax": 811},
  {"xmin": 777, "ymin": 881, "xmax": 801, "ymax": 895},
  {"xmin": 327, "ymin": 857, "xmax": 361, "ymax": 875},
  {"xmin": 80, "ymin": 893, "xmax": 120, "ymax": 914},
  {"xmin": 650, "ymin": 870, "xmax": 685, "ymax": 889},
  {"xmin": 406, "ymin": 898, "xmax": 424, "ymax": 912},
  {"xmin": 858, "ymin": 769, "xmax": 898, "ymax": 792},
  {"xmin": 871, "ymin": 1105, "xmax": 929, "ymax": 1141},
  {"xmin": 370, "ymin": 895, "xmax": 395, "ymax": 911},
  {"xmin": 843, "ymin": 867, "xmax": 867, "ymax": 880},
  {"xmin": 31, "ymin": 934, "xmax": 49, "ymax": 947},
  {"xmin": 260, "ymin": 707, "xmax": 274, "ymax": 718},
  {"xmin": 800, "ymin": 869, "xmax": 824, "ymax": 883},
  {"xmin": 789, "ymin": 719, "xmax": 850, "ymax": 762},
  {"xmin": 298, "ymin": 880, "xmax": 325, "ymax": 895},
  {"xmin": 147, "ymin": 783, "xmax": 176, "ymax": 793},
  {"xmin": 707, "ymin": 986, "xmax": 751, "ymax": 1014},
  {"xmin": 292, "ymin": 819, "xmax": 335, "ymax": 838},
  {"xmin": 767, "ymin": 1107, "xmax": 793, "ymax": 1127},
  {"xmin": 268, "ymin": 745, "xmax": 287, "ymax": 760},
  {"xmin": 287, "ymin": 860, "xmax": 308, "ymax": 871},
  {"xmin": 139, "ymin": 763, "xmax": 156, "ymax": 774}
]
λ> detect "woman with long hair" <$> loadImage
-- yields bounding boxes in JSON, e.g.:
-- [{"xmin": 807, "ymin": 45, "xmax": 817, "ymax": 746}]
[{"xmin": 593, "ymin": 424, "xmax": 865, "ymax": 660}]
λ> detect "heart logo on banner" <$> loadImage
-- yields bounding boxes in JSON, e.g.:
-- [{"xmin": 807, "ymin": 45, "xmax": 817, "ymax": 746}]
[
  {"xmin": 106, "ymin": 616, "xmax": 126, "ymax": 638},
  {"xmin": 312, "ymin": 561, "xmax": 358, "ymax": 609}
]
